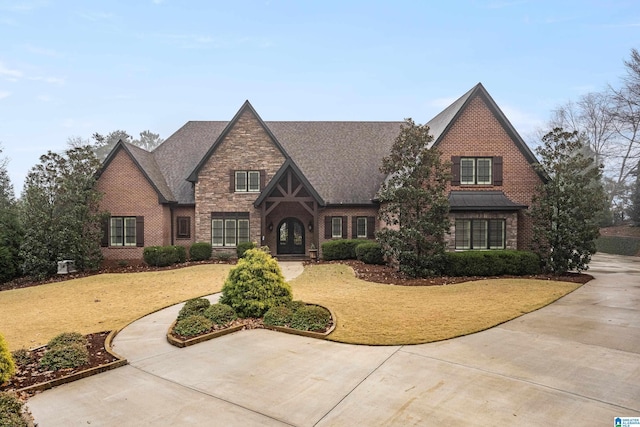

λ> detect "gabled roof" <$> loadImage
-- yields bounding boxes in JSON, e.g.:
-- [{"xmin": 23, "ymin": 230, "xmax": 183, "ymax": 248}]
[
  {"xmin": 186, "ymin": 100, "xmax": 289, "ymax": 183},
  {"xmin": 98, "ymin": 140, "xmax": 175, "ymax": 203},
  {"xmin": 449, "ymin": 191, "xmax": 527, "ymax": 211},
  {"xmin": 428, "ymin": 83, "xmax": 540, "ymax": 168},
  {"xmin": 254, "ymin": 158, "xmax": 325, "ymax": 206}
]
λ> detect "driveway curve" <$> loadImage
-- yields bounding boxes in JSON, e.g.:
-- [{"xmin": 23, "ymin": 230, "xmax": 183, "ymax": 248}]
[{"xmin": 28, "ymin": 255, "xmax": 640, "ymax": 426}]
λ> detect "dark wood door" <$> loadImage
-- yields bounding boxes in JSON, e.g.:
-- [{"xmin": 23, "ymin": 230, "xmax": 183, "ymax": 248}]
[{"xmin": 277, "ymin": 218, "xmax": 305, "ymax": 254}]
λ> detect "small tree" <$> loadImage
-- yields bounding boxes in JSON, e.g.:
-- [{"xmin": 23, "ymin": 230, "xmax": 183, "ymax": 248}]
[
  {"xmin": 629, "ymin": 160, "xmax": 640, "ymax": 226},
  {"xmin": 530, "ymin": 128, "xmax": 606, "ymax": 273},
  {"xmin": 219, "ymin": 248, "xmax": 292, "ymax": 317},
  {"xmin": 376, "ymin": 118, "xmax": 451, "ymax": 277}
]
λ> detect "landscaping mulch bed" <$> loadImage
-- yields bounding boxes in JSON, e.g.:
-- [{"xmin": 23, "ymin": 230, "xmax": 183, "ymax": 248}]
[
  {"xmin": 313, "ymin": 259, "xmax": 593, "ymax": 286},
  {"xmin": 0, "ymin": 331, "xmax": 119, "ymax": 397}
]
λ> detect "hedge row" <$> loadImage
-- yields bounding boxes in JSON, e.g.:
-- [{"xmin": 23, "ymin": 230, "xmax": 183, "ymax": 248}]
[
  {"xmin": 321, "ymin": 239, "xmax": 371, "ymax": 261},
  {"xmin": 596, "ymin": 236, "xmax": 640, "ymax": 256},
  {"xmin": 444, "ymin": 250, "xmax": 541, "ymax": 276},
  {"xmin": 143, "ymin": 245, "xmax": 187, "ymax": 267}
]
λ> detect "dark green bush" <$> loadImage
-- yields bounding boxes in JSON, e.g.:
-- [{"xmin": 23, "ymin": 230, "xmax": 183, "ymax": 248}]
[
  {"xmin": 355, "ymin": 242, "xmax": 384, "ymax": 264},
  {"xmin": 263, "ymin": 305, "xmax": 294, "ymax": 327},
  {"xmin": 0, "ymin": 392, "xmax": 27, "ymax": 427},
  {"xmin": 39, "ymin": 342, "xmax": 89, "ymax": 370},
  {"xmin": 177, "ymin": 297, "xmax": 211, "ymax": 321},
  {"xmin": 444, "ymin": 250, "xmax": 541, "ymax": 277},
  {"xmin": 0, "ymin": 246, "xmax": 17, "ymax": 284},
  {"xmin": 220, "ymin": 248, "xmax": 292, "ymax": 318},
  {"xmin": 286, "ymin": 300, "xmax": 307, "ymax": 312},
  {"xmin": 236, "ymin": 241, "xmax": 256, "ymax": 258},
  {"xmin": 322, "ymin": 239, "xmax": 370, "ymax": 260},
  {"xmin": 215, "ymin": 251, "xmax": 233, "ymax": 261},
  {"xmin": 143, "ymin": 245, "xmax": 186, "ymax": 267},
  {"xmin": 203, "ymin": 303, "xmax": 237, "ymax": 326},
  {"xmin": 596, "ymin": 236, "xmax": 640, "ymax": 256},
  {"xmin": 290, "ymin": 305, "xmax": 331, "ymax": 332},
  {"xmin": 173, "ymin": 315, "xmax": 213, "ymax": 337},
  {"xmin": 189, "ymin": 242, "xmax": 212, "ymax": 261},
  {"xmin": 47, "ymin": 332, "xmax": 87, "ymax": 349}
]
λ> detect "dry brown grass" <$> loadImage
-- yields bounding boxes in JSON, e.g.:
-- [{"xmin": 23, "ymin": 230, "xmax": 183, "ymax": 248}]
[
  {"xmin": 289, "ymin": 264, "xmax": 582, "ymax": 345},
  {"xmin": 0, "ymin": 264, "xmax": 231, "ymax": 351}
]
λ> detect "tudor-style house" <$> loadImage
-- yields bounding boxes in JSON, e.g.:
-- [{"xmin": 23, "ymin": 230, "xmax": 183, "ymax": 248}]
[{"xmin": 96, "ymin": 83, "xmax": 544, "ymax": 262}]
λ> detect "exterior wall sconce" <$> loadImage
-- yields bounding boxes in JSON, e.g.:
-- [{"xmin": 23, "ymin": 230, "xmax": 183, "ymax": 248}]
[
  {"xmin": 308, "ymin": 220, "xmax": 313, "ymax": 232},
  {"xmin": 268, "ymin": 222, "xmax": 273, "ymax": 232}
]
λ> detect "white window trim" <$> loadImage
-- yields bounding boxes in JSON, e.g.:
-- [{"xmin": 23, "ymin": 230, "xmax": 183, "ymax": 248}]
[
  {"xmin": 476, "ymin": 158, "xmax": 492, "ymax": 185},
  {"xmin": 455, "ymin": 219, "xmax": 505, "ymax": 250},
  {"xmin": 235, "ymin": 170, "xmax": 260, "ymax": 193},
  {"xmin": 356, "ymin": 217, "xmax": 367, "ymax": 238},
  {"xmin": 461, "ymin": 157, "xmax": 492, "ymax": 185},
  {"xmin": 110, "ymin": 216, "xmax": 136, "ymax": 247},
  {"xmin": 331, "ymin": 217, "xmax": 342, "ymax": 238}
]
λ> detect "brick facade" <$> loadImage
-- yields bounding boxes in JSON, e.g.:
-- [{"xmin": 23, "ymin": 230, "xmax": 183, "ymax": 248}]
[
  {"xmin": 96, "ymin": 149, "xmax": 169, "ymax": 260},
  {"xmin": 437, "ymin": 95, "xmax": 542, "ymax": 250}
]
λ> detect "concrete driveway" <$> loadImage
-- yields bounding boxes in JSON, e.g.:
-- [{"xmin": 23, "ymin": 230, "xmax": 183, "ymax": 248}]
[{"xmin": 28, "ymin": 255, "xmax": 640, "ymax": 426}]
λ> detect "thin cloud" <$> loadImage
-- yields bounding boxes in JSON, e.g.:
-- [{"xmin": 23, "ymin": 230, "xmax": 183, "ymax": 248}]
[
  {"xmin": 0, "ymin": 62, "xmax": 23, "ymax": 80},
  {"xmin": 29, "ymin": 76, "xmax": 65, "ymax": 85},
  {"xmin": 0, "ymin": 91, "xmax": 10, "ymax": 99},
  {"xmin": 500, "ymin": 104, "xmax": 544, "ymax": 136},
  {"xmin": 75, "ymin": 11, "xmax": 115, "ymax": 21},
  {"xmin": 24, "ymin": 44, "xmax": 61, "ymax": 57}
]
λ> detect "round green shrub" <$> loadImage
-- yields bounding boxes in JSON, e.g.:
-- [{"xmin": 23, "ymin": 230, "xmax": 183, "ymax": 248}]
[
  {"xmin": 286, "ymin": 300, "xmax": 307, "ymax": 312},
  {"xmin": 215, "ymin": 251, "xmax": 233, "ymax": 261},
  {"xmin": 39, "ymin": 342, "xmax": 89, "ymax": 370},
  {"xmin": 263, "ymin": 305, "xmax": 294, "ymax": 327},
  {"xmin": 11, "ymin": 349, "xmax": 33, "ymax": 367},
  {"xmin": 189, "ymin": 242, "xmax": 212, "ymax": 261},
  {"xmin": 173, "ymin": 315, "xmax": 213, "ymax": 337},
  {"xmin": 0, "ymin": 333, "xmax": 16, "ymax": 384},
  {"xmin": 0, "ymin": 391, "xmax": 28, "ymax": 427},
  {"xmin": 220, "ymin": 248, "xmax": 292, "ymax": 318},
  {"xmin": 203, "ymin": 303, "xmax": 237, "ymax": 326},
  {"xmin": 236, "ymin": 241, "xmax": 256, "ymax": 258},
  {"xmin": 177, "ymin": 297, "xmax": 211, "ymax": 321},
  {"xmin": 46, "ymin": 332, "xmax": 87, "ymax": 349},
  {"xmin": 355, "ymin": 242, "xmax": 384, "ymax": 264},
  {"xmin": 290, "ymin": 305, "xmax": 331, "ymax": 332}
]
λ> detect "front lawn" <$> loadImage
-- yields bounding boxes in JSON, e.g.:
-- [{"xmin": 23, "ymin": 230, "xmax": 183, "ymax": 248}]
[
  {"xmin": 289, "ymin": 264, "xmax": 582, "ymax": 345},
  {"xmin": 0, "ymin": 264, "xmax": 232, "ymax": 350}
]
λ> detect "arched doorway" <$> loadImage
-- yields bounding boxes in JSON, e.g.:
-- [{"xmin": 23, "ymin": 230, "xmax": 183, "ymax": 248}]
[{"xmin": 277, "ymin": 218, "xmax": 305, "ymax": 255}]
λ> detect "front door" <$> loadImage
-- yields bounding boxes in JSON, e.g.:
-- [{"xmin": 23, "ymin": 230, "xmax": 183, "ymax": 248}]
[{"xmin": 277, "ymin": 218, "xmax": 305, "ymax": 255}]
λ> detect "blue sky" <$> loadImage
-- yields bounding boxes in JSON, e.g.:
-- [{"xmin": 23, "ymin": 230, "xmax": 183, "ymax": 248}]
[{"xmin": 1, "ymin": 0, "xmax": 639, "ymax": 196}]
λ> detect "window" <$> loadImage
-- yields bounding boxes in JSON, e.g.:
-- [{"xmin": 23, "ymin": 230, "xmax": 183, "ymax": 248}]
[
  {"xmin": 461, "ymin": 158, "xmax": 492, "ymax": 185},
  {"xmin": 356, "ymin": 217, "xmax": 367, "ymax": 238},
  {"xmin": 176, "ymin": 216, "xmax": 191, "ymax": 239},
  {"xmin": 212, "ymin": 212, "xmax": 250, "ymax": 247},
  {"xmin": 235, "ymin": 170, "xmax": 260, "ymax": 192},
  {"xmin": 455, "ymin": 219, "xmax": 505, "ymax": 250},
  {"xmin": 331, "ymin": 217, "xmax": 343, "ymax": 238},
  {"xmin": 110, "ymin": 216, "xmax": 137, "ymax": 246}
]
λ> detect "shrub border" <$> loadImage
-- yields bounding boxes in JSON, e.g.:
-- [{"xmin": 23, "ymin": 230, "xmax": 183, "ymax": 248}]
[{"xmin": 16, "ymin": 330, "xmax": 127, "ymax": 394}]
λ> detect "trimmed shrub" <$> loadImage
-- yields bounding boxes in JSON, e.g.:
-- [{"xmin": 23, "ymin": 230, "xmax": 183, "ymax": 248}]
[
  {"xmin": 173, "ymin": 315, "xmax": 213, "ymax": 337},
  {"xmin": 236, "ymin": 241, "xmax": 256, "ymax": 258},
  {"xmin": 286, "ymin": 300, "xmax": 307, "ymax": 312},
  {"xmin": 215, "ymin": 251, "xmax": 233, "ymax": 262},
  {"xmin": 322, "ymin": 239, "xmax": 370, "ymax": 260},
  {"xmin": 39, "ymin": 342, "xmax": 89, "ymax": 370},
  {"xmin": 177, "ymin": 297, "xmax": 211, "ymax": 321},
  {"xmin": 220, "ymin": 248, "xmax": 292, "ymax": 318},
  {"xmin": 203, "ymin": 303, "xmax": 237, "ymax": 326},
  {"xmin": 263, "ymin": 305, "xmax": 294, "ymax": 327},
  {"xmin": 10, "ymin": 349, "xmax": 32, "ymax": 367},
  {"xmin": 189, "ymin": 242, "xmax": 212, "ymax": 261},
  {"xmin": 0, "ymin": 392, "xmax": 27, "ymax": 427},
  {"xmin": 143, "ymin": 245, "xmax": 186, "ymax": 267},
  {"xmin": 596, "ymin": 236, "xmax": 640, "ymax": 256},
  {"xmin": 0, "ymin": 333, "xmax": 15, "ymax": 384},
  {"xmin": 355, "ymin": 242, "xmax": 384, "ymax": 264},
  {"xmin": 444, "ymin": 250, "xmax": 541, "ymax": 277},
  {"xmin": 47, "ymin": 332, "xmax": 87, "ymax": 349},
  {"xmin": 290, "ymin": 305, "xmax": 331, "ymax": 332}
]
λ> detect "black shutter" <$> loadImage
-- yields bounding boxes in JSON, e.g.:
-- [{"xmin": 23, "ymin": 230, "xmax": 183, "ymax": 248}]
[
  {"xmin": 229, "ymin": 170, "xmax": 235, "ymax": 192},
  {"xmin": 136, "ymin": 216, "xmax": 144, "ymax": 247},
  {"xmin": 324, "ymin": 216, "xmax": 332, "ymax": 239},
  {"xmin": 260, "ymin": 170, "xmax": 266, "ymax": 190},
  {"xmin": 451, "ymin": 156, "xmax": 461, "ymax": 186},
  {"xmin": 101, "ymin": 215, "xmax": 110, "ymax": 247},
  {"xmin": 352, "ymin": 217, "xmax": 358, "ymax": 238},
  {"xmin": 342, "ymin": 216, "xmax": 348, "ymax": 239},
  {"xmin": 493, "ymin": 156, "xmax": 503, "ymax": 186},
  {"xmin": 367, "ymin": 216, "xmax": 375, "ymax": 239}
]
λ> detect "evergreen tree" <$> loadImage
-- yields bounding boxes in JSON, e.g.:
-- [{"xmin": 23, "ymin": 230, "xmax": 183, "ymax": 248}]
[
  {"xmin": 0, "ymin": 145, "xmax": 22, "ymax": 283},
  {"xmin": 530, "ymin": 128, "xmax": 606, "ymax": 273},
  {"xmin": 20, "ymin": 146, "xmax": 104, "ymax": 279},
  {"xmin": 376, "ymin": 119, "xmax": 451, "ymax": 277}
]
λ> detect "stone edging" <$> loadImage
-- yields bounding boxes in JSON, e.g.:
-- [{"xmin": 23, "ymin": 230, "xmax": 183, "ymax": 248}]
[
  {"xmin": 18, "ymin": 330, "xmax": 128, "ymax": 394},
  {"xmin": 167, "ymin": 304, "xmax": 337, "ymax": 347}
]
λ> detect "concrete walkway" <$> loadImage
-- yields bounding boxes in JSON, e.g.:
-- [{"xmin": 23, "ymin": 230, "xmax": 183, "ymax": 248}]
[{"xmin": 28, "ymin": 256, "xmax": 640, "ymax": 426}]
